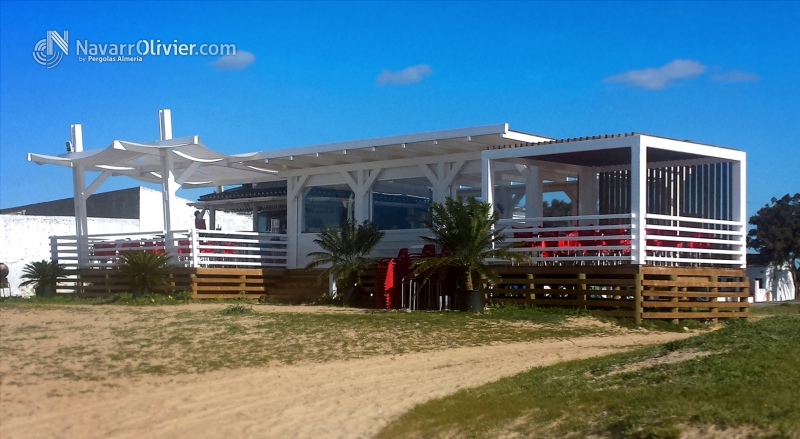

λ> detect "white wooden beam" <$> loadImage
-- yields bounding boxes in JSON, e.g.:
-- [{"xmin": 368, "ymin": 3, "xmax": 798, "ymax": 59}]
[
  {"xmin": 70, "ymin": 124, "xmax": 89, "ymax": 267},
  {"xmin": 84, "ymin": 170, "xmax": 112, "ymax": 197},
  {"xmin": 175, "ymin": 161, "xmax": 201, "ymax": 185}
]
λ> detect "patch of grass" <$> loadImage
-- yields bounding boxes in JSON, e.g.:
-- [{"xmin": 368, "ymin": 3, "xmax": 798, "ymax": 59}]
[
  {"xmin": 221, "ymin": 304, "xmax": 254, "ymax": 315},
  {"xmin": 609, "ymin": 317, "xmax": 708, "ymax": 333},
  {"xmin": 751, "ymin": 303, "xmax": 800, "ymax": 316},
  {"xmin": 481, "ymin": 303, "xmax": 589, "ymax": 324},
  {"xmin": 377, "ymin": 315, "xmax": 800, "ymax": 439},
  {"xmin": 1, "ymin": 304, "xmax": 616, "ymax": 382}
]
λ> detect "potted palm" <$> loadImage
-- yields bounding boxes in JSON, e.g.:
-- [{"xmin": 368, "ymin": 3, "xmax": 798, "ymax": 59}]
[
  {"xmin": 117, "ymin": 251, "xmax": 173, "ymax": 298},
  {"xmin": 412, "ymin": 196, "xmax": 529, "ymax": 312},
  {"xmin": 19, "ymin": 260, "xmax": 67, "ymax": 298},
  {"xmin": 306, "ymin": 219, "xmax": 385, "ymax": 307}
]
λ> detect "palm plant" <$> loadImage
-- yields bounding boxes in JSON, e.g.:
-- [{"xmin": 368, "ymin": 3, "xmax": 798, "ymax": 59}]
[
  {"xmin": 305, "ymin": 219, "xmax": 385, "ymax": 305},
  {"xmin": 412, "ymin": 196, "xmax": 529, "ymax": 311},
  {"xmin": 117, "ymin": 251, "xmax": 173, "ymax": 298},
  {"xmin": 19, "ymin": 260, "xmax": 67, "ymax": 297}
]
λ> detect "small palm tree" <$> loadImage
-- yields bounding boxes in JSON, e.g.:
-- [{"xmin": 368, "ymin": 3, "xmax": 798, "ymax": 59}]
[
  {"xmin": 412, "ymin": 197, "xmax": 528, "ymax": 310},
  {"xmin": 19, "ymin": 260, "xmax": 67, "ymax": 297},
  {"xmin": 117, "ymin": 251, "xmax": 173, "ymax": 298},
  {"xmin": 305, "ymin": 219, "xmax": 385, "ymax": 305}
]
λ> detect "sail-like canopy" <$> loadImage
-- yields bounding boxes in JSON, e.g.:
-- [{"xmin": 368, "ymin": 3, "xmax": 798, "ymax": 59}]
[{"xmin": 28, "ymin": 135, "xmax": 279, "ymax": 188}]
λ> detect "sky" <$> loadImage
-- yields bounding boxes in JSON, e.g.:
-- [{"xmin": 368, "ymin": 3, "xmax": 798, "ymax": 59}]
[{"xmin": 1, "ymin": 1, "xmax": 798, "ymax": 220}]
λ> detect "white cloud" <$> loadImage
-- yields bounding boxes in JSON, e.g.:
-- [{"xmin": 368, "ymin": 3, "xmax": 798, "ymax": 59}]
[
  {"xmin": 209, "ymin": 50, "xmax": 255, "ymax": 70},
  {"xmin": 604, "ymin": 59, "xmax": 706, "ymax": 90},
  {"xmin": 712, "ymin": 70, "xmax": 760, "ymax": 82},
  {"xmin": 376, "ymin": 64, "xmax": 432, "ymax": 85}
]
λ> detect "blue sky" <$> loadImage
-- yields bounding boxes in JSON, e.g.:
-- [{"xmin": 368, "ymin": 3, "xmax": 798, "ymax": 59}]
[{"xmin": 1, "ymin": 1, "xmax": 798, "ymax": 219}]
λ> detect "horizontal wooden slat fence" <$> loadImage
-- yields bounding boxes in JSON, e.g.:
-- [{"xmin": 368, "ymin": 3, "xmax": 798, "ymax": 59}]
[
  {"xmin": 60, "ymin": 267, "xmax": 328, "ymax": 302},
  {"xmin": 487, "ymin": 265, "xmax": 748, "ymax": 321}
]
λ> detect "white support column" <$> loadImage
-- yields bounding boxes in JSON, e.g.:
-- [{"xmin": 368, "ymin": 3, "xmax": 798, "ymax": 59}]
[
  {"xmin": 157, "ymin": 109, "xmax": 179, "ymax": 256},
  {"xmin": 286, "ymin": 174, "xmax": 309, "ymax": 269},
  {"xmin": 70, "ymin": 124, "xmax": 89, "ymax": 267},
  {"xmin": 341, "ymin": 169, "xmax": 382, "ymax": 224},
  {"xmin": 578, "ymin": 167, "xmax": 598, "ymax": 225},
  {"xmin": 631, "ymin": 140, "xmax": 647, "ymax": 265},
  {"xmin": 731, "ymin": 158, "xmax": 747, "ymax": 268},
  {"xmin": 524, "ymin": 165, "xmax": 542, "ymax": 224},
  {"xmin": 481, "ymin": 156, "xmax": 494, "ymax": 207},
  {"xmin": 420, "ymin": 161, "xmax": 466, "ymax": 203}
]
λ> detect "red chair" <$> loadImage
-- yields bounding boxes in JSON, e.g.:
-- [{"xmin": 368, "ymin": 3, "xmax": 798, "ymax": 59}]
[
  {"xmin": 177, "ymin": 240, "xmax": 191, "ymax": 254},
  {"xmin": 601, "ymin": 228, "xmax": 631, "ymax": 259},
  {"xmin": 557, "ymin": 230, "xmax": 581, "ymax": 259},
  {"xmin": 578, "ymin": 226, "xmax": 599, "ymax": 258},
  {"xmin": 421, "ymin": 244, "xmax": 436, "ymax": 258},
  {"xmin": 221, "ymin": 242, "xmax": 236, "ymax": 255},
  {"xmin": 537, "ymin": 229, "xmax": 559, "ymax": 264},
  {"xmin": 94, "ymin": 242, "xmax": 117, "ymax": 257},
  {"xmin": 121, "ymin": 241, "xmax": 141, "ymax": 253},
  {"xmin": 147, "ymin": 241, "xmax": 166, "ymax": 254}
]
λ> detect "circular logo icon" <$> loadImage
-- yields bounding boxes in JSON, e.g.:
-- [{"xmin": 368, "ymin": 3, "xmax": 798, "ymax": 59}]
[{"xmin": 32, "ymin": 38, "xmax": 63, "ymax": 68}]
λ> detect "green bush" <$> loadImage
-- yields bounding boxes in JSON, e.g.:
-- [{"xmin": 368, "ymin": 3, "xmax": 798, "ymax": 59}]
[{"xmin": 117, "ymin": 251, "xmax": 173, "ymax": 298}]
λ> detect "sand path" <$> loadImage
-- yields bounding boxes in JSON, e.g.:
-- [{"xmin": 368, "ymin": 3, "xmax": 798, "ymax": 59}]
[{"xmin": 1, "ymin": 331, "xmax": 691, "ymax": 439}]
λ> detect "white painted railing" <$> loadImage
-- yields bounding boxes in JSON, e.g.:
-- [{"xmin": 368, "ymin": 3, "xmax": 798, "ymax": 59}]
[
  {"xmin": 644, "ymin": 214, "xmax": 745, "ymax": 267},
  {"xmin": 494, "ymin": 213, "xmax": 745, "ymax": 267},
  {"xmin": 51, "ymin": 229, "xmax": 288, "ymax": 269},
  {"xmin": 497, "ymin": 214, "xmax": 634, "ymax": 264}
]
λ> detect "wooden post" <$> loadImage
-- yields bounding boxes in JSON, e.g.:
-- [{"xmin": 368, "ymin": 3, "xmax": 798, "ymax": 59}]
[
  {"xmin": 634, "ymin": 272, "xmax": 643, "ymax": 325},
  {"xmin": 741, "ymin": 279, "xmax": 750, "ymax": 316},
  {"xmin": 670, "ymin": 274, "xmax": 679, "ymax": 325},
  {"xmin": 190, "ymin": 273, "xmax": 198, "ymax": 299},
  {"xmin": 709, "ymin": 275, "xmax": 719, "ymax": 324},
  {"xmin": 527, "ymin": 273, "xmax": 535, "ymax": 303},
  {"xmin": 578, "ymin": 273, "xmax": 587, "ymax": 309}
]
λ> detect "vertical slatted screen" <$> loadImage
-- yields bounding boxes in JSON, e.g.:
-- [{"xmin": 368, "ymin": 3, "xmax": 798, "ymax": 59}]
[{"xmin": 599, "ymin": 163, "xmax": 731, "ymax": 220}]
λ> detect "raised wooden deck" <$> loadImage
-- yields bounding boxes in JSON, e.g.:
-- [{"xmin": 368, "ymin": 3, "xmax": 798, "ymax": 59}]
[
  {"xmin": 64, "ymin": 267, "xmax": 327, "ymax": 303},
  {"xmin": 61, "ymin": 264, "xmax": 748, "ymax": 321},
  {"xmin": 488, "ymin": 265, "xmax": 749, "ymax": 322}
]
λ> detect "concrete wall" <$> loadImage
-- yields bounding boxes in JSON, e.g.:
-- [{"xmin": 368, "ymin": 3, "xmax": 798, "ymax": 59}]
[
  {"xmin": 0, "ymin": 187, "xmax": 141, "ymax": 219},
  {"xmin": 0, "ymin": 215, "xmax": 140, "ymax": 297}
]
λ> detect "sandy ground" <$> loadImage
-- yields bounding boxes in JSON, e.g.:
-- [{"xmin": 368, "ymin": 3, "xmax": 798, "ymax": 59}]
[{"xmin": 1, "ymin": 326, "xmax": 691, "ymax": 439}]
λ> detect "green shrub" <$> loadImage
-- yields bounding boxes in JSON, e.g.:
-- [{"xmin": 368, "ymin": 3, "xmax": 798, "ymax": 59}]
[
  {"xmin": 19, "ymin": 260, "xmax": 67, "ymax": 297},
  {"xmin": 117, "ymin": 251, "xmax": 173, "ymax": 298}
]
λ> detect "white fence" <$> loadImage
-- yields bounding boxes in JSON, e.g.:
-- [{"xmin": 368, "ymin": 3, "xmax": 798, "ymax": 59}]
[
  {"xmin": 51, "ymin": 229, "xmax": 288, "ymax": 269},
  {"xmin": 497, "ymin": 213, "xmax": 745, "ymax": 267},
  {"xmin": 643, "ymin": 214, "xmax": 745, "ymax": 266}
]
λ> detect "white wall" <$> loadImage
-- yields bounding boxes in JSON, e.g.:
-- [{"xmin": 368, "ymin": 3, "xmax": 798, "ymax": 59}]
[
  {"xmin": 747, "ymin": 264, "xmax": 797, "ymax": 302},
  {"xmin": 0, "ymin": 215, "xmax": 140, "ymax": 296},
  {"xmin": 0, "ymin": 188, "xmax": 252, "ymax": 296},
  {"xmin": 138, "ymin": 187, "xmax": 252, "ymax": 232}
]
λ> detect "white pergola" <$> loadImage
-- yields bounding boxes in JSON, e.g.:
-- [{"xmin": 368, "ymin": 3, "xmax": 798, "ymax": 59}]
[
  {"xmin": 482, "ymin": 133, "xmax": 747, "ymax": 266},
  {"xmin": 29, "ymin": 109, "xmax": 549, "ymax": 267}
]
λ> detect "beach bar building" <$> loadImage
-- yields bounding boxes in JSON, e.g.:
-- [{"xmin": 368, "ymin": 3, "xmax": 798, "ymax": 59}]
[{"xmin": 29, "ymin": 109, "xmax": 750, "ymax": 320}]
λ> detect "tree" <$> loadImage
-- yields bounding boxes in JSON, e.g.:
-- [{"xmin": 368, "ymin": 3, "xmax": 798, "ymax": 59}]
[
  {"xmin": 19, "ymin": 260, "xmax": 67, "ymax": 297},
  {"xmin": 413, "ymin": 196, "xmax": 529, "ymax": 294},
  {"xmin": 117, "ymin": 251, "xmax": 174, "ymax": 298},
  {"xmin": 748, "ymin": 193, "xmax": 800, "ymax": 290},
  {"xmin": 543, "ymin": 199, "xmax": 572, "ymax": 217},
  {"xmin": 305, "ymin": 219, "xmax": 385, "ymax": 305}
]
